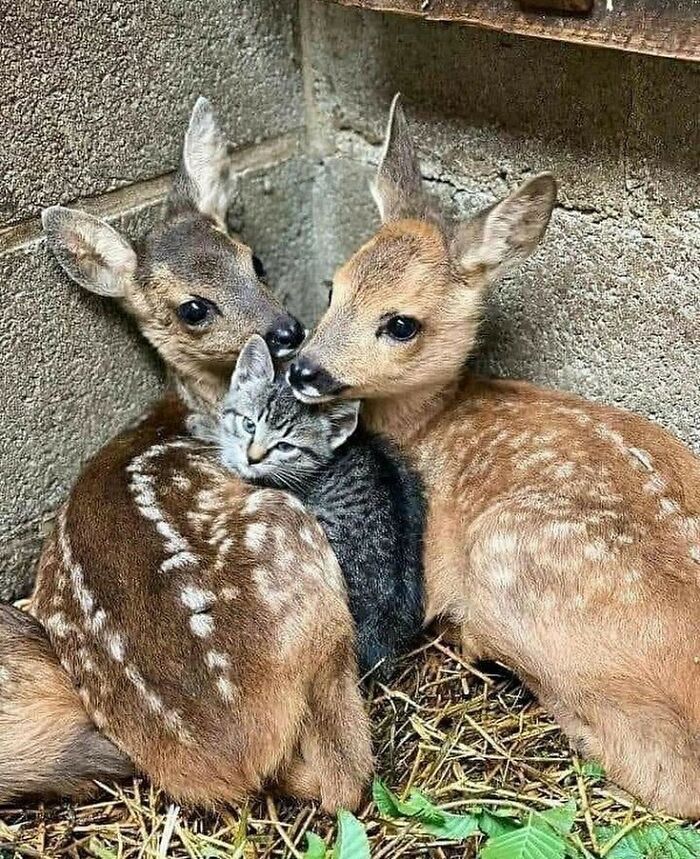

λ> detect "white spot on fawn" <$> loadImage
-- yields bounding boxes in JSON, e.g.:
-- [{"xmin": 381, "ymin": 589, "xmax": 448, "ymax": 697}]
[
  {"xmin": 205, "ymin": 650, "xmax": 230, "ymax": 670},
  {"xmin": 161, "ymin": 551, "xmax": 200, "ymax": 574},
  {"xmin": 220, "ymin": 586, "xmax": 240, "ymax": 602},
  {"xmin": 46, "ymin": 612, "xmax": 71, "ymax": 638},
  {"xmin": 180, "ymin": 585, "xmax": 216, "ymax": 612},
  {"xmin": 190, "ymin": 613, "xmax": 214, "ymax": 638},
  {"xmin": 171, "ymin": 471, "xmax": 191, "ymax": 491},
  {"xmin": 245, "ymin": 522, "xmax": 268, "ymax": 552},
  {"xmin": 242, "ymin": 490, "xmax": 267, "ymax": 516},
  {"xmin": 216, "ymin": 677, "xmax": 236, "ymax": 703},
  {"xmin": 299, "ymin": 526, "xmax": 318, "ymax": 548},
  {"xmin": 628, "ymin": 447, "xmax": 654, "ymax": 472},
  {"xmin": 108, "ymin": 633, "xmax": 125, "ymax": 662},
  {"xmin": 659, "ymin": 498, "xmax": 681, "ymax": 518},
  {"xmin": 644, "ymin": 474, "xmax": 666, "ymax": 495}
]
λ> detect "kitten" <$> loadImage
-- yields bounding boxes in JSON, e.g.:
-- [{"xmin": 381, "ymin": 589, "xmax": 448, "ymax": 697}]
[{"xmin": 198, "ymin": 334, "xmax": 426, "ymax": 682}]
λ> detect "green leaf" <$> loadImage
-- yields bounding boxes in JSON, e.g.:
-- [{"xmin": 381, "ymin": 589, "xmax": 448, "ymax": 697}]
[
  {"xmin": 481, "ymin": 813, "xmax": 567, "ymax": 859},
  {"xmin": 596, "ymin": 824, "xmax": 700, "ymax": 859},
  {"xmin": 372, "ymin": 778, "xmax": 402, "ymax": 818},
  {"xmin": 332, "ymin": 810, "xmax": 370, "ymax": 859},
  {"xmin": 580, "ymin": 761, "xmax": 606, "ymax": 781},
  {"xmin": 479, "ymin": 809, "xmax": 523, "ymax": 839},
  {"xmin": 403, "ymin": 790, "xmax": 448, "ymax": 826},
  {"xmin": 534, "ymin": 801, "xmax": 578, "ymax": 836},
  {"xmin": 372, "ymin": 778, "xmax": 479, "ymax": 841},
  {"xmin": 88, "ymin": 839, "xmax": 118, "ymax": 859},
  {"xmin": 422, "ymin": 810, "xmax": 480, "ymax": 840},
  {"xmin": 303, "ymin": 832, "xmax": 328, "ymax": 859}
]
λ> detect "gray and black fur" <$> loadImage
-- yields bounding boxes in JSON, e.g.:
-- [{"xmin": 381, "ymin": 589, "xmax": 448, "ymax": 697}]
[{"xmin": 199, "ymin": 335, "xmax": 426, "ymax": 681}]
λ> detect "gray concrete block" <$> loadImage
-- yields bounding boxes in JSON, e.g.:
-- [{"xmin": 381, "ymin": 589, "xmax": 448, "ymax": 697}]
[
  {"xmin": 1, "ymin": 0, "xmax": 303, "ymax": 226},
  {"xmin": 235, "ymin": 156, "xmax": 322, "ymax": 326}
]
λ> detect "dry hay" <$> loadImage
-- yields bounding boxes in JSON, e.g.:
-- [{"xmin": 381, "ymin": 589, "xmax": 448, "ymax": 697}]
[{"xmin": 0, "ymin": 635, "xmax": 691, "ymax": 858}]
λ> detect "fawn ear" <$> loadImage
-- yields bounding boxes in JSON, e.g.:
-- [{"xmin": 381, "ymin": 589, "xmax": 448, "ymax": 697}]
[
  {"xmin": 230, "ymin": 334, "xmax": 275, "ymax": 392},
  {"xmin": 326, "ymin": 400, "xmax": 360, "ymax": 450},
  {"xmin": 168, "ymin": 96, "xmax": 236, "ymax": 224},
  {"xmin": 371, "ymin": 94, "xmax": 436, "ymax": 224},
  {"xmin": 42, "ymin": 206, "xmax": 136, "ymax": 298},
  {"xmin": 452, "ymin": 174, "xmax": 557, "ymax": 282}
]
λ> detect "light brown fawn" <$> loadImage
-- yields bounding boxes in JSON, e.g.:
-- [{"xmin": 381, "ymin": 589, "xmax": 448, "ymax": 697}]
[
  {"xmin": 289, "ymin": 95, "xmax": 700, "ymax": 818},
  {"xmin": 0, "ymin": 98, "xmax": 372, "ymax": 810}
]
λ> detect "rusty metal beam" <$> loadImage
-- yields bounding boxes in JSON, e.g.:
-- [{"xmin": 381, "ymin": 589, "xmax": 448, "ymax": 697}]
[{"xmin": 324, "ymin": 0, "xmax": 700, "ymax": 62}]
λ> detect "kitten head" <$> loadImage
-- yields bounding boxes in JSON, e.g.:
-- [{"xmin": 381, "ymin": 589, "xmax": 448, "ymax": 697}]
[{"xmin": 219, "ymin": 335, "xmax": 360, "ymax": 489}]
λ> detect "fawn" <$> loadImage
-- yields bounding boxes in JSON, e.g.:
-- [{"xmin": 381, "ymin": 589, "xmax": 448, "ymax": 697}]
[
  {"xmin": 288, "ymin": 95, "xmax": 700, "ymax": 818},
  {"xmin": 0, "ymin": 98, "xmax": 372, "ymax": 810}
]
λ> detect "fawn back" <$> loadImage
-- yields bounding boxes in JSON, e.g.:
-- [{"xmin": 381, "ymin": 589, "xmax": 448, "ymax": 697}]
[
  {"xmin": 289, "ymin": 96, "xmax": 700, "ymax": 818},
  {"xmin": 17, "ymin": 98, "xmax": 372, "ymax": 810}
]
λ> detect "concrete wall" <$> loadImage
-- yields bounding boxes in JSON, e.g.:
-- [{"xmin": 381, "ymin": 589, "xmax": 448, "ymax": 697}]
[{"xmin": 2, "ymin": 0, "xmax": 698, "ymax": 597}]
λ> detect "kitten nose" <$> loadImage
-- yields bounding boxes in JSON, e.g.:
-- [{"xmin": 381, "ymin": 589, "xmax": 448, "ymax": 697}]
[
  {"xmin": 247, "ymin": 442, "xmax": 267, "ymax": 464},
  {"xmin": 264, "ymin": 316, "xmax": 305, "ymax": 358},
  {"xmin": 288, "ymin": 358, "xmax": 319, "ymax": 389}
]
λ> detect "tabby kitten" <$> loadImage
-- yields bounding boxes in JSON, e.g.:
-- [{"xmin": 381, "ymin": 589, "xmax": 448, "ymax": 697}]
[{"xmin": 203, "ymin": 334, "xmax": 426, "ymax": 681}]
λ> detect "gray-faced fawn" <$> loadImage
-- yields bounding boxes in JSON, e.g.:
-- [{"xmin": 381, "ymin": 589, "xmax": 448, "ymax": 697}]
[
  {"xmin": 1, "ymin": 98, "xmax": 372, "ymax": 810},
  {"xmin": 289, "ymin": 95, "xmax": 700, "ymax": 818}
]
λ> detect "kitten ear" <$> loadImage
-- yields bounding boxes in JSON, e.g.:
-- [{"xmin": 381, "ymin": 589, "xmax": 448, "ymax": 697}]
[
  {"xmin": 326, "ymin": 400, "xmax": 360, "ymax": 450},
  {"xmin": 230, "ymin": 334, "xmax": 275, "ymax": 393}
]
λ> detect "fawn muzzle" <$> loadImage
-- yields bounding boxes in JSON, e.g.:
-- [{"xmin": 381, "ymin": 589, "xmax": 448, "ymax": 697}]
[
  {"xmin": 264, "ymin": 315, "xmax": 305, "ymax": 358},
  {"xmin": 287, "ymin": 357, "xmax": 346, "ymax": 402}
]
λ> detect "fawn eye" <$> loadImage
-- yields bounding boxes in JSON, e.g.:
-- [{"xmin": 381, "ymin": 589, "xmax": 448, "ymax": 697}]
[
  {"xmin": 276, "ymin": 441, "xmax": 295, "ymax": 453},
  {"xmin": 382, "ymin": 315, "xmax": 421, "ymax": 342},
  {"xmin": 177, "ymin": 297, "xmax": 214, "ymax": 327},
  {"xmin": 252, "ymin": 255, "xmax": 266, "ymax": 280},
  {"xmin": 241, "ymin": 417, "xmax": 256, "ymax": 434}
]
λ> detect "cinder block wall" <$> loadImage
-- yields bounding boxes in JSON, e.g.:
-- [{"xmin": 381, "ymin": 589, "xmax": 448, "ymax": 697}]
[{"xmin": 1, "ymin": 0, "xmax": 698, "ymax": 598}]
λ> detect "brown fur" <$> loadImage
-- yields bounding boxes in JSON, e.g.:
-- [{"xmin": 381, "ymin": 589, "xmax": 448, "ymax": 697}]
[
  {"xmin": 3, "ymin": 98, "xmax": 372, "ymax": 809},
  {"xmin": 292, "ymin": 96, "xmax": 700, "ymax": 818},
  {"xmin": 0, "ymin": 604, "xmax": 132, "ymax": 803}
]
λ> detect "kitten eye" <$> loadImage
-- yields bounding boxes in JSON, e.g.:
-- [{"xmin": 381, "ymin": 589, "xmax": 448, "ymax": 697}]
[
  {"xmin": 241, "ymin": 417, "xmax": 256, "ymax": 434},
  {"xmin": 380, "ymin": 314, "xmax": 421, "ymax": 342},
  {"xmin": 276, "ymin": 441, "xmax": 296, "ymax": 453},
  {"xmin": 177, "ymin": 296, "xmax": 218, "ymax": 327}
]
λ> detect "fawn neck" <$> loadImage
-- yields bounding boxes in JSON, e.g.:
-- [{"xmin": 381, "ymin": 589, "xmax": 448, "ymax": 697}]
[
  {"xmin": 361, "ymin": 378, "xmax": 461, "ymax": 446},
  {"xmin": 170, "ymin": 361, "xmax": 233, "ymax": 418}
]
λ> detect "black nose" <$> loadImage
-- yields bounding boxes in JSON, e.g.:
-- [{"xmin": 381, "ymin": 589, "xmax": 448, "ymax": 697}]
[
  {"xmin": 265, "ymin": 317, "xmax": 305, "ymax": 357},
  {"xmin": 288, "ymin": 358, "xmax": 319, "ymax": 389}
]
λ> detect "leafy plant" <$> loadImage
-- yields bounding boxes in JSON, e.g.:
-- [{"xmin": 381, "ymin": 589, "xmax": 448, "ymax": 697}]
[
  {"xmin": 373, "ymin": 778, "xmax": 580, "ymax": 857},
  {"xmin": 303, "ymin": 831, "xmax": 329, "ymax": 859},
  {"xmin": 596, "ymin": 824, "xmax": 700, "ymax": 859},
  {"xmin": 302, "ymin": 810, "xmax": 370, "ymax": 859},
  {"xmin": 480, "ymin": 817, "xmax": 567, "ymax": 859}
]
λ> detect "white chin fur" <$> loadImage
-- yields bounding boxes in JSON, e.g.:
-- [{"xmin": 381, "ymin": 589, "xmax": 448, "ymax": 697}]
[
  {"xmin": 292, "ymin": 387, "xmax": 334, "ymax": 404},
  {"xmin": 273, "ymin": 346, "xmax": 296, "ymax": 359}
]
